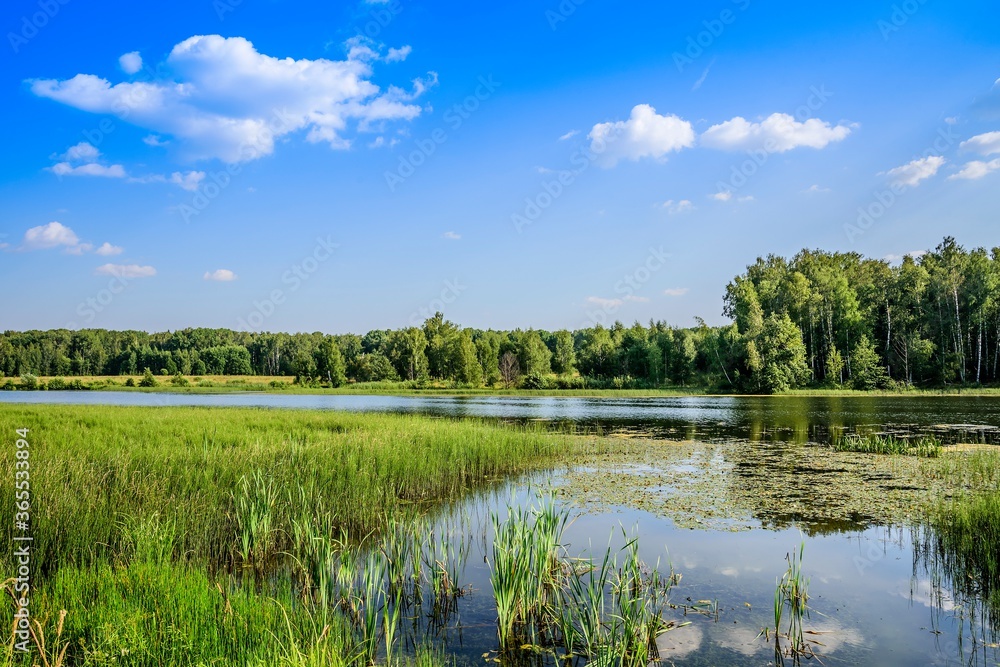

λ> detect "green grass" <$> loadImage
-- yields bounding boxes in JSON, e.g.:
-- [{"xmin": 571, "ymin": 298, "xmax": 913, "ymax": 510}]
[
  {"xmin": 832, "ymin": 433, "xmax": 943, "ymax": 458},
  {"xmin": 0, "ymin": 405, "xmax": 576, "ymax": 666}
]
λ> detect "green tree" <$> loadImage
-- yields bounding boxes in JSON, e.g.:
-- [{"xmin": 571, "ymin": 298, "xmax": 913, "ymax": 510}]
[
  {"xmin": 552, "ymin": 330, "xmax": 576, "ymax": 375},
  {"xmin": 850, "ymin": 335, "xmax": 889, "ymax": 390},
  {"xmin": 314, "ymin": 337, "xmax": 347, "ymax": 387}
]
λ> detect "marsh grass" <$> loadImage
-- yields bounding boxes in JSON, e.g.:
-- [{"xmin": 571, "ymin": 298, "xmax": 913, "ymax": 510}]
[
  {"xmin": 918, "ymin": 492, "xmax": 1000, "ymax": 648},
  {"xmin": 762, "ymin": 540, "xmax": 814, "ymax": 664},
  {"xmin": 489, "ymin": 498, "xmax": 681, "ymax": 666},
  {"xmin": 833, "ymin": 432, "xmax": 942, "ymax": 457},
  {"xmin": 0, "ymin": 405, "xmax": 571, "ymax": 666}
]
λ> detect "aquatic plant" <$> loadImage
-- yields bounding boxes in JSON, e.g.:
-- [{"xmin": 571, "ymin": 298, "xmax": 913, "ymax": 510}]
[{"xmin": 833, "ymin": 432, "xmax": 942, "ymax": 457}]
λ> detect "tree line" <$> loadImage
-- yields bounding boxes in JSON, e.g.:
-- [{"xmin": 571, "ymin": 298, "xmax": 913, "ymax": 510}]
[{"xmin": 2, "ymin": 237, "xmax": 997, "ymax": 393}]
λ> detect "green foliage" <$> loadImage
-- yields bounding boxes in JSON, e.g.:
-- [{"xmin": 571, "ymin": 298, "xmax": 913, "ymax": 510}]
[
  {"xmin": 850, "ymin": 335, "xmax": 890, "ymax": 390},
  {"xmin": 138, "ymin": 368, "xmax": 158, "ymax": 388},
  {"xmin": 833, "ymin": 433, "xmax": 942, "ymax": 457}
]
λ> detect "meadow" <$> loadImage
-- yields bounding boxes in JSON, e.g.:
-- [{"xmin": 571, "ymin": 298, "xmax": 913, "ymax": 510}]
[{"xmin": 0, "ymin": 405, "xmax": 584, "ymax": 666}]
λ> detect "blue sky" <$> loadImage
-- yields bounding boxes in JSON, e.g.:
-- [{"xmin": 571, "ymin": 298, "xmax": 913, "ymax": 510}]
[{"xmin": 2, "ymin": 0, "xmax": 999, "ymax": 333}]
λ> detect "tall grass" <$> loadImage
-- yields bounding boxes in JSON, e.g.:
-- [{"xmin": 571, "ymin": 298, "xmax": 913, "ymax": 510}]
[
  {"xmin": 0, "ymin": 405, "xmax": 571, "ymax": 666},
  {"xmin": 832, "ymin": 432, "xmax": 942, "ymax": 457},
  {"xmin": 919, "ymin": 492, "xmax": 1000, "ymax": 647},
  {"xmin": 489, "ymin": 498, "xmax": 681, "ymax": 665}
]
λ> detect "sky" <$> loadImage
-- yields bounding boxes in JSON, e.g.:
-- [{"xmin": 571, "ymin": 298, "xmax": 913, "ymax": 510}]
[{"xmin": 1, "ymin": 0, "xmax": 999, "ymax": 334}]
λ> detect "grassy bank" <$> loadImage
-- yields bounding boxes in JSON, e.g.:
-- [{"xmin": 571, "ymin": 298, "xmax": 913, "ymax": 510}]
[{"xmin": 0, "ymin": 405, "xmax": 577, "ymax": 666}]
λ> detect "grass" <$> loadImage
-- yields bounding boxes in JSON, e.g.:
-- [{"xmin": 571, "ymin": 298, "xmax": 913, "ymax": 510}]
[
  {"xmin": 488, "ymin": 498, "xmax": 681, "ymax": 665},
  {"xmin": 768, "ymin": 541, "xmax": 811, "ymax": 661},
  {"xmin": 0, "ymin": 405, "xmax": 576, "ymax": 666},
  {"xmin": 832, "ymin": 432, "xmax": 943, "ymax": 457},
  {"xmin": 919, "ymin": 492, "xmax": 1000, "ymax": 647}
]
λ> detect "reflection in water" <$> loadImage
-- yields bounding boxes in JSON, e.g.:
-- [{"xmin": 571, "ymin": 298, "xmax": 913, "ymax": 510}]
[{"xmin": 4, "ymin": 392, "xmax": 1000, "ymax": 444}]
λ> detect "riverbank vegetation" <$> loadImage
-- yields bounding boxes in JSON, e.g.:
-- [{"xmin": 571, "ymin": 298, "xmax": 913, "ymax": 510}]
[
  {"xmin": 3, "ymin": 237, "xmax": 998, "ymax": 394},
  {"xmin": 0, "ymin": 405, "xmax": 578, "ymax": 666}
]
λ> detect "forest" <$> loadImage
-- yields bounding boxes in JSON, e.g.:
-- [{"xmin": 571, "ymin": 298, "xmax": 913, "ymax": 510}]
[{"xmin": 2, "ymin": 237, "xmax": 998, "ymax": 394}]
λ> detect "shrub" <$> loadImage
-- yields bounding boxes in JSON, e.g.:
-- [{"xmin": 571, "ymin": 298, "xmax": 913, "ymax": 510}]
[
  {"xmin": 124, "ymin": 378, "xmax": 136, "ymax": 387},
  {"xmin": 170, "ymin": 373, "xmax": 190, "ymax": 387},
  {"xmin": 47, "ymin": 377, "xmax": 68, "ymax": 390},
  {"xmin": 520, "ymin": 373, "xmax": 545, "ymax": 390},
  {"xmin": 20, "ymin": 373, "xmax": 40, "ymax": 390},
  {"xmin": 139, "ymin": 369, "xmax": 159, "ymax": 388}
]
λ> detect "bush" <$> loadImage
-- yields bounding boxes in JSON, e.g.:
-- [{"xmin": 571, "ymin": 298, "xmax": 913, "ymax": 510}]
[
  {"xmin": 170, "ymin": 373, "xmax": 190, "ymax": 387},
  {"xmin": 520, "ymin": 373, "xmax": 545, "ymax": 390},
  {"xmin": 138, "ymin": 369, "xmax": 159, "ymax": 388},
  {"xmin": 1, "ymin": 380, "xmax": 15, "ymax": 391},
  {"xmin": 124, "ymin": 378, "xmax": 136, "ymax": 388},
  {"xmin": 47, "ymin": 377, "xmax": 68, "ymax": 390},
  {"xmin": 268, "ymin": 380, "xmax": 289, "ymax": 390},
  {"xmin": 20, "ymin": 374, "xmax": 40, "ymax": 390},
  {"xmin": 68, "ymin": 379, "xmax": 87, "ymax": 390}
]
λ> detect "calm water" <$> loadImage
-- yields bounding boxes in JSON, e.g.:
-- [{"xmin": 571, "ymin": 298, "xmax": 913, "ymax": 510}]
[
  {"xmin": 3, "ymin": 391, "xmax": 999, "ymax": 664},
  {"xmin": 3, "ymin": 391, "xmax": 1000, "ymax": 443}
]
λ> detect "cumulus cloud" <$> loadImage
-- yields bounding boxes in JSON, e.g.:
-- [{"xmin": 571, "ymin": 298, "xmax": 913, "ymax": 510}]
[
  {"xmin": 49, "ymin": 141, "xmax": 127, "ymax": 179},
  {"xmin": 589, "ymin": 104, "xmax": 695, "ymax": 167},
  {"xmin": 442, "ymin": 231, "xmax": 461, "ymax": 240},
  {"xmin": 384, "ymin": 45, "xmax": 411, "ymax": 63},
  {"xmin": 204, "ymin": 269, "xmax": 237, "ymax": 281},
  {"xmin": 711, "ymin": 191, "xmax": 733, "ymax": 202},
  {"xmin": 587, "ymin": 296, "xmax": 623, "ymax": 309},
  {"xmin": 661, "ymin": 199, "xmax": 694, "ymax": 214},
  {"xmin": 143, "ymin": 134, "xmax": 168, "ymax": 147},
  {"xmin": 700, "ymin": 113, "xmax": 853, "ymax": 152},
  {"xmin": 884, "ymin": 156, "xmax": 946, "ymax": 187},
  {"xmin": 664, "ymin": 288, "xmax": 689, "ymax": 297},
  {"xmin": 960, "ymin": 131, "xmax": 1000, "ymax": 156},
  {"xmin": 119, "ymin": 51, "xmax": 143, "ymax": 74},
  {"xmin": 30, "ymin": 35, "xmax": 436, "ymax": 163},
  {"xmin": 948, "ymin": 159, "xmax": 1000, "ymax": 181},
  {"xmin": 95, "ymin": 264, "xmax": 156, "ymax": 278},
  {"xmin": 21, "ymin": 221, "xmax": 79, "ymax": 250},
  {"xmin": 95, "ymin": 242, "xmax": 124, "ymax": 256},
  {"xmin": 885, "ymin": 250, "xmax": 927, "ymax": 263},
  {"xmin": 51, "ymin": 162, "xmax": 127, "ymax": 178}
]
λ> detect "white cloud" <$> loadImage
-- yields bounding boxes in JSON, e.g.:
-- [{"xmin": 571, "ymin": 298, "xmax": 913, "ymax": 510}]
[
  {"xmin": 30, "ymin": 35, "xmax": 436, "ymax": 163},
  {"xmin": 21, "ymin": 221, "xmax": 79, "ymax": 250},
  {"xmin": 804, "ymin": 184, "xmax": 831, "ymax": 193},
  {"xmin": 945, "ymin": 116, "xmax": 959, "ymax": 125},
  {"xmin": 384, "ymin": 45, "xmax": 411, "ymax": 63},
  {"xmin": 661, "ymin": 199, "xmax": 694, "ymax": 214},
  {"xmin": 119, "ymin": 51, "xmax": 143, "ymax": 74},
  {"xmin": 95, "ymin": 263, "xmax": 156, "ymax": 278},
  {"xmin": 60, "ymin": 141, "xmax": 100, "ymax": 162},
  {"xmin": 885, "ymin": 250, "xmax": 927, "ymax": 263},
  {"xmin": 701, "ymin": 113, "xmax": 853, "ymax": 152},
  {"xmin": 960, "ymin": 131, "xmax": 1000, "ymax": 156},
  {"xmin": 711, "ymin": 191, "xmax": 732, "ymax": 202},
  {"xmin": 64, "ymin": 243, "xmax": 94, "ymax": 256},
  {"xmin": 535, "ymin": 166, "xmax": 554, "ymax": 174},
  {"xmin": 442, "ymin": 231, "xmax": 461, "ymax": 240},
  {"xmin": 204, "ymin": 269, "xmax": 237, "ymax": 281},
  {"xmin": 51, "ymin": 162, "xmax": 127, "ymax": 178},
  {"xmin": 587, "ymin": 296, "xmax": 623, "ymax": 309},
  {"xmin": 624, "ymin": 295, "xmax": 649, "ymax": 303},
  {"xmin": 692, "ymin": 60, "xmax": 714, "ymax": 91},
  {"xmin": 948, "ymin": 159, "xmax": 1000, "ymax": 181},
  {"xmin": 559, "ymin": 130, "xmax": 579, "ymax": 141},
  {"xmin": 169, "ymin": 171, "xmax": 205, "ymax": 190},
  {"xmin": 142, "ymin": 134, "xmax": 167, "ymax": 147},
  {"xmin": 884, "ymin": 156, "xmax": 946, "ymax": 187},
  {"xmin": 589, "ymin": 104, "xmax": 695, "ymax": 167},
  {"xmin": 664, "ymin": 288, "xmax": 689, "ymax": 297},
  {"xmin": 95, "ymin": 242, "xmax": 124, "ymax": 256},
  {"xmin": 50, "ymin": 141, "xmax": 126, "ymax": 179}
]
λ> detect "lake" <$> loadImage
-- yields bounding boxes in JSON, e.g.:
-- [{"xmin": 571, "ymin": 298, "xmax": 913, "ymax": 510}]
[{"xmin": 3, "ymin": 391, "xmax": 998, "ymax": 665}]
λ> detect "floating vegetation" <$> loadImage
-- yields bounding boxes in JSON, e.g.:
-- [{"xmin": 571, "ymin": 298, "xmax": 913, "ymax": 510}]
[
  {"xmin": 832, "ymin": 432, "xmax": 943, "ymax": 458},
  {"xmin": 489, "ymin": 497, "xmax": 683, "ymax": 665}
]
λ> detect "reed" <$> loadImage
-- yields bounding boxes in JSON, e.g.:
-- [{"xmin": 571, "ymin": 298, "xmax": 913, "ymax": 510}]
[{"xmin": 832, "ymin": 432, "xmax": 942, "ymax": 457}]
